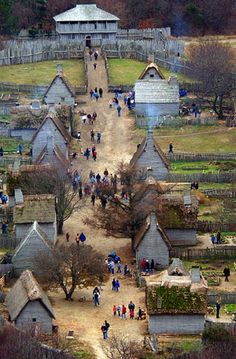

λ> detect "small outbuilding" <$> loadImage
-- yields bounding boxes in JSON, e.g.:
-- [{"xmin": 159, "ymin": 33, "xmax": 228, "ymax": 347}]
[
  {"xmin": 44, "ymin": 67, "xmax": 75, "ymax": 106},
  {"xmin": 31, "ymin": 111, "xmax": 71, "ymax": 169},
  {"xmin": 13, "ymin": 193, "xmax": 57, "ymax": 245},
  {"xmin": 133, "ymin": 212, "xmax": 171, "ymax": 269},
  {"xmin": 12, "ymin": 221, "xmax": 53, "ymax": 276},
  {"xmin": 6, "ymin": 270, "xmax": 55, "ymax": 333},
  {"xmin": 134, "ymin": 62, "xmax": 179, "ymax": 118},
  {"xmin": 146, "ymin": 259, "xmax": 208, "ymax": 335},
  {"xmin": 54, "ymin": 4, "xmax": 119, "ymax": 45}
]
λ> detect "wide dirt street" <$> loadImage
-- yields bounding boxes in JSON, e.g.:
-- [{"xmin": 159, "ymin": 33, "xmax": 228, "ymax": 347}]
[{"xmin": 52, "ymin": 51, "xmax": 147, "ymax": 358}]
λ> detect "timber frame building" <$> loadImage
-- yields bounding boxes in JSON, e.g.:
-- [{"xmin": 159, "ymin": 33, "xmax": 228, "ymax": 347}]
[{"xmin": 54, "ymin": 4, "xmax": 119, "ymax": 46}]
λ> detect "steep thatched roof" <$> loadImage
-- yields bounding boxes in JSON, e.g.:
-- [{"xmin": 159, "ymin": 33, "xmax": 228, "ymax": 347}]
[
  {"xmin": 14, "ymin": 194, "xmax": 56, "ymax": 224},
  {"xmin": 31, "ymin": 111, "xmax": 71, "ymax": 144},
  {"xmin": 133, "ymin": 213, "xmax": 172, "ymax": 250},
  {"xmin": 138, "ymin": 62, "xmax": 165, "ymax": 80},
  {"xmin": 6, "ymin": 270, "xmax": 55, "ymax": 321}
]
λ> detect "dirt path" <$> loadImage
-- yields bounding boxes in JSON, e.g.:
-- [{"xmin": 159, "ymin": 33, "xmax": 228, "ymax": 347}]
[{"xmin": 53, "ymin": 51, "xmax": 147, "ymax": 359}]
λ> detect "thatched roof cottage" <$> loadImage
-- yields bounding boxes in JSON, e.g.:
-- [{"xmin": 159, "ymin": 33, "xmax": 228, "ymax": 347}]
[
  {"xmin": 146, "ymin": 259, "xmax": 208, "ymax": 334},
  {"xmin": 6, "ymin": 270, "xmax": 55, "ymax": 333},
  {"xmin": 13, "ymin": 193, "xmax": 57, "ymax": 245}
]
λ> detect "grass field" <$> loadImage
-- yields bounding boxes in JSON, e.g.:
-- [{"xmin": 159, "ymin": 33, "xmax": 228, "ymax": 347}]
[
  {"xmin": 0, "ymin": 137, "xmax": 31, "ymax": 153},
  {"xmin": 153, "ymin": 125, "xmax": 236, "ymax": 153},
  {"xmin": 171, "ymin": 160, "xmax": 236, "ymax": 174},
  {"xmin": 0, "ymin": 60, "xmax": 85, "ymax": 86},
  {"xmin": 108, "ymin": 58, "xmax": 194, "ymax": 85}
]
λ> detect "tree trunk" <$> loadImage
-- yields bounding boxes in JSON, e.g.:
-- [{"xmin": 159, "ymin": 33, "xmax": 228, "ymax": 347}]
[
  {"xmin": 57, "ymin": 219, "xmax": 64, "ymax": 235},
  {"xmin": 218, "ymin": 95, "xmax": 224, "ymax": 119}
]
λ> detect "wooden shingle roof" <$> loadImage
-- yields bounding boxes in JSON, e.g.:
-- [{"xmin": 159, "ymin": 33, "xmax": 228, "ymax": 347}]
[
  {"xmin": 133, "ymin": 213, "xmax": 172, "ymax": 250},
  {"xmin": 31, "ymin": 111, "xmax": 71, "ymax": 144},
  {"xmin": 44, "ymin": 72, "xmax": 75, "ymax": 100},
  {"xmin": 54, "ymin": 4, "xmax": 119, "ymax": 22},
  {"xmin": 6, "ymin": 270, "xmax": 55, "ymax": 321},
  {"xmin": 14, "ymin": 194, "xmax": 56, "ymax": 224}
]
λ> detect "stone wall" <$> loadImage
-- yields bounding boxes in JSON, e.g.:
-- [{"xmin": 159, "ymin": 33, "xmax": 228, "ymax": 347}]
[{"xmin": 149, "ymin": 314, "xmax": 205, "ymax": 334}]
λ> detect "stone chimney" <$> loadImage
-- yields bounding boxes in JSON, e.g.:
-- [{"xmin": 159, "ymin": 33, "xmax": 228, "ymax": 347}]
[
  {"xmin": 168, "ymin": 76, "xmax": 178, "ymax": 86},
  {"xmin": 191, "ymin": 266, "xmax": 201, "ymax": 283},
  {"xmin": 56, "ymin": 64, "xmax": 63, "ymax": 73},
  {"xmin": 46, "ymin": 134, "xmax": 54, "ymax": 155},
  {"xmin": 14, "ymin": 188, "xmax": 24, "ymax": 205}
]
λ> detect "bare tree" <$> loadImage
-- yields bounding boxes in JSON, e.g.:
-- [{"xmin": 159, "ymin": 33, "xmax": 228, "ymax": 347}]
[
  {"xmin": 103, "ymin": 336, "xmax": 145, "ymax": 359},
  {"xmin": 84, "ymin": 162, "xmax": 163, "ymax": 241},
  {"xmin": 0, "ymin": 325, "xmax": 73, "ymax": 359},
  {"xmin": 8, "ymin": 166, "xmax": 81, "ymax": 234},
  {"xmin": 188, "ymin": 39, "xmax": 236, "ymax": 119},
  {"xmin": 35, "ymin": 242, "xmax": 105, "ymax": 300}
]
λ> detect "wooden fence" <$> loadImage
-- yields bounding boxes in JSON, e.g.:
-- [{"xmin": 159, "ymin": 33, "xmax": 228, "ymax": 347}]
[
  {"xmin": 205, "ymin": 321, "xmax": 236, "ymax": 336},
  {"xmin": 201, "ymin": 189, "xmax": 236, "ymax": 198},
  {"xmin": 0, "ymin": 234, "xmax": 17, "ymax": 249},
  {"xmin": 196, "ymin": 221, "xmax": 236, "ymax": 233},
  {"xmin": 208, "ymin": 291, "xmax": 236, "ymax": 305},
  {"xmin": 167, "ymin": 152, "xmax": 236, "ymax": 162},
  {"xmin": 167, "ymin": 172, "xmax": 235, "ymax": 183},
  {"xmin": 170, "ymin": 246, "xmax": 236, "ymax": 260},
  {"xmin": 0, "ymin": 156, "xmax": 31, "ymax": 168}
]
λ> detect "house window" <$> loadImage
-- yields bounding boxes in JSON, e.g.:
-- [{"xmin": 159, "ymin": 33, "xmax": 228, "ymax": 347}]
[
  {"xmin": 150, "ymin": 74, "xmax": 154, "ymax": 78},
  {"xmin": 61, "ymin": 97, "xmax": 65, "ymax": 101},
  {"xmin": 32, "ymin": 318, "xmax": 37, "ymax": 322},
  {"xmin": 72, "ymin": 34, "xmax": 75, "ymax": 39}
]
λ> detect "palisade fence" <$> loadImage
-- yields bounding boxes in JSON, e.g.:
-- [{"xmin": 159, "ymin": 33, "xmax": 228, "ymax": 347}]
[
  {"xmin": 170, "ymin": 246, "xmax": 236, "ymax": 260},
  {"xmin": 0, "ymin": 234, "xmax": 16, "ymax": 249},
  {"xmin": 196, "ymin": 221, "xmax": 236, "ymax": 233},
  {"xmin": 167, "ymin": 172, "xmax": 235, "ymax": 183},
  {"xmin": 166, "ymin": 152, "xmax": 236, "ymax": 162},
  {"xmin": 207, "ymin": 291, "xmax": 236, "ymax": 305},
  {"xmin": 201, "ymin": 189, "xmax": 236, "ymax": 198},
  {"xmin": 0, "ymin": 157, "xmax": 31, "ymax": 168}
]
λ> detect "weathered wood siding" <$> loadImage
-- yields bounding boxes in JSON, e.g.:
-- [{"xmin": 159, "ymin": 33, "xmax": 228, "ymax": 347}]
[
  {"xmin": 15, "ymin": 300, "xmax": 53, "ymax": 333},
  {"xmin": 135, "ymin": 103, "xmax": 179, "ymax": 118},
  {"xmin": 44, "ymin": 77, "xmax": 74, "ymax": 106},
  {"xmin": 136, "ymin": 214, "xmax": 169, "ymax": 268},
  {"xmin": 32, "ymin": 117, "xmax": 69, "ymax": 162},
  {"xmin": 10, "ymin": 128, "xmax": 37, "ymax": 141},
  {"xmin": 15, "ymin": 221, "xmax": 57, "ymax": 245},
  {"xmin": 149, "ymin": 314, "xmax": 205, "ymax": 334},
  {"xmin": 136, "ymin": 132, "xmax": 169, "ymax": 180},
  {"xmin": 12, "ymin": 232, "xmax": 51, "ymax": 276},
  {"xmin": 165, "ymin": 229, "xmax": 197, "ymax": 246}
]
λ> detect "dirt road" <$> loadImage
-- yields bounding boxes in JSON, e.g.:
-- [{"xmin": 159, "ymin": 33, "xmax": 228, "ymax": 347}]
[{"xmin": 52, "ymin": 51, "xmax": 147, "ymax": 359}]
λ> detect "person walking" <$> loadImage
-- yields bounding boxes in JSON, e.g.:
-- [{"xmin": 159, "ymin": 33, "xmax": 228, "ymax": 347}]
[
  {"xmin": 93, "ymin": 291, "xmax": 100, "ymax": 306},
  {"xmin": 168, "ymin": 143, "xmax": 173, "ymax": 154},
  {"xmin": 117, "ymin": 261, "xmax": 122, "ymax": 273},
  {"xmin": 117, "ymin": 104, "xmax": 121, "ymax": 117},
  {"xmin": 79, "ymin": 187, "xmax": 83, "ymax": 199},
  {"xmin": 96, "ymin": 173, "xmax": 101, "ymax": 183},
  {"xmin": 122, "ymin": 305, "xmax": 127, "ymax": 319},
  {"xmin": 216, "ymin": 301, "xmax": 221, "ymax": 318},
  {"xmin": 223, "ymin": 267, "xmax": 230, "ymax": 282},
  {"xmin": 101, "ymin": 321, "xmax": 110, "ymax": 340},
  {"xmin": 115, "ymin": 279, "xmax": 120, "ymax": 292},
  {"xmin": 145, "ymin": 259, "xmax": 150, "ymax": 273},
  {"xmin": 90, "ymin": 129, "xmax": 95, "ymax": 142},
  {"xmin": 18, "ymin": 143, "xmax": 23, "ymax": 155},
  {"xmin": 91, "ymin": 193, "xmax": 96, "ymax": 206},
  {"xmin": 110, "ymin": 260, "xmax": 115, "ymax": 275},
  {"xmin": 92, "ymin": 150, "xmax": 97, "ymax": 161},
  {"xmin": 93, "ymin": 62, "xmax": 97, "ymax": 70},
  {"xmin": 211, "ymin": 233, "xmax": 216, "ymax": 245},
  {"xmin": 117, "ymin": 305, "xmax": 121, "ymax": 317},
  {"xmin": 138, "ymin": 307, "xmax": 142, "ymax": 320},
  {"xmin": 99, "ymin": 88, "xmax": 103, "ymax": 98},
  {"xmin": 128, "ymin": 301, "xmax": 135, "ymax": 319},
  {"xmin": 216, "ymin": 231, "xmax": 222, "ymax": 244},
  {"xmin": 151, "ymin": 259, "xmax": 155, "ymax": 273},
  {"xmin": 113, "ymin": 305, "xmax": 117, "ymax": 316},
  {"xmin": 66, "ymin": 232, "xmax": 70, "ymax": 242},
  {"xmin": 112, "ymin": 278, "xmax": 116, "ymax": 291},
  {"xmin": 84, "ymin": 147, "xmax": 90, "ymax": 160},
  {"xmin": 89, "ymin": 49, "xmax": 93, "ymax": 61},
  {"xmin": 97, "ymin": 132, "xmax": 101, "ymax": 143}
]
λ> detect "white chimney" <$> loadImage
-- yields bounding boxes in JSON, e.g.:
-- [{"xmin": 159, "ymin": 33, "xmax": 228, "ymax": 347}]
[{"xmin": 191, "ymin": 266, "xmax": 201, "ymax": 283}]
